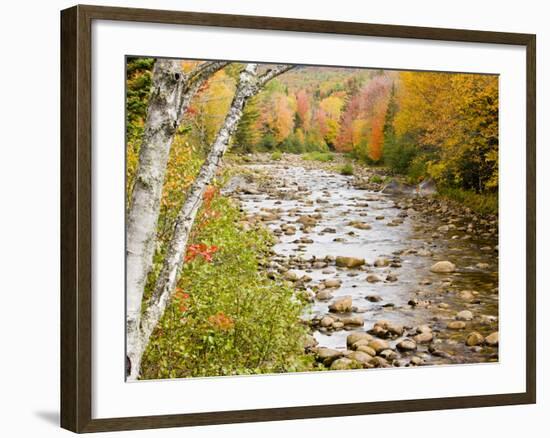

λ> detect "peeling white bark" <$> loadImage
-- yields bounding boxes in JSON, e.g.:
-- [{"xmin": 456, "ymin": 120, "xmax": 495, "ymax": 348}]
[
  {"xmin": 126, "ymin": 60, "xmax": 227, "ymax": 379},
  {"xmin": 127, "ymin": 63, "xmax": 294, "ymax": 380}
]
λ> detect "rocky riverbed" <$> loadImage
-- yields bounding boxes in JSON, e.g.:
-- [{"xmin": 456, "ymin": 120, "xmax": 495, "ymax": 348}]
[{"xmin": 225, "ymin": 153, "xmax": 499, "ymax": 370}]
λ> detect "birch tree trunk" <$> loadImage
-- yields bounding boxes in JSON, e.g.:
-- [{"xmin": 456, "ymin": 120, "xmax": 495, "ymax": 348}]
[
  {"xmin": 126, "ymin": 60, "xmax": 227, "ymax": 378},
  {"xmin": 127, "ymin": 63, "xmax": 294, "ymax": 380}
]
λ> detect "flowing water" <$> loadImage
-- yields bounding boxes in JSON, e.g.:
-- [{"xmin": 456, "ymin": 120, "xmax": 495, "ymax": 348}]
[{"xmin": 229, "ymin": 159, "xmax": 499, "ymax": 366}]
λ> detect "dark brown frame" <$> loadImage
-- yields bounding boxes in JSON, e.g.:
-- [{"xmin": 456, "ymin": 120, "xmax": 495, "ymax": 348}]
[{"xmin": 61, "ymin": 4, "xmax": 536, "ymax": 433}]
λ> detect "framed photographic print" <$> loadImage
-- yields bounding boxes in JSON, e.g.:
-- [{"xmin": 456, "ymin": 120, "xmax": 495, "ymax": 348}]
[{"xmin": 60, "ymin": 4, "xmax": 536, "ymax": 433}]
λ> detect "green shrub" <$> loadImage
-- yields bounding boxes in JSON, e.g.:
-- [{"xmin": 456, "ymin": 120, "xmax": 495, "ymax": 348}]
[
  {"xmin": 384, "ymin": 141, "xmax": 417, "ymax": 175},
  {"xmin": 340, "ymin": 163, "xmax": 354, "ymax": 176},
  {"xmin": 271, "ymin": 150, "xmax": 283, "ymax": 161},
  {"xmin": 302, "ymin": 151, "xmax": 334, "ymax": 162},
  {"xmin": 406, "ymin": 155, "xmax": 429, "ymax": 184},
  {"xmin": 280, "ymin": 133, "xmax": 305, "ymax": 154},
  {"xmin": 141, "ymin": 196, "xmax": 312, "ymax": 379},
  {"xmin": 259, "ymin": 133, "xmax": 277, "ymax": 151},
  {"xmin": 370, "ymin": 174, "xmax": 384, "ymax": 184},
  {"xmin": 438, "ymin": 187, "xmax": 498, "ymax": 215}
]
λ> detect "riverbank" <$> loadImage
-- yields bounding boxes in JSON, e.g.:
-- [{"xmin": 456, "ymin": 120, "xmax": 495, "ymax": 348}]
[{"xmin": 226, "ymin": 152, "xmax": 499, "ymax": 370}]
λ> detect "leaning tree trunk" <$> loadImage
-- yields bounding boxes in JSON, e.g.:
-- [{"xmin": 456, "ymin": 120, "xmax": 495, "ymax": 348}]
[
  {"xmin": 126, "ymin": 60, "xmax": 227, "ymax": 377},
  {"xmin": 127, "ymin": 63, "xmax": 294, "ymax": 380}
]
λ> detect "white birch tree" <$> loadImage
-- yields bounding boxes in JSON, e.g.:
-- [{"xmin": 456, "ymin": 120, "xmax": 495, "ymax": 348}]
[
  {"xmin": 126, "ymin": 59, "xmax": 228, "ymax": 377},
  {"xmin": 127, "ymin": 63, "xmax": 294, "ymax": 379}
]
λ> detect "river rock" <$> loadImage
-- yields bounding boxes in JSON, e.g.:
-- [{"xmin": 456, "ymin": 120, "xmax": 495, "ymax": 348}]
[
  {"xmin": 370, "ymin": 356, "xmax": 390, "ymax": 368},
  {"xmin": 297, "ymin": 215, "xmax": 318, "ymax": 226},
  {"xmin": 366, "ymin": 274, "xmax": 383, "ymax": 283},
  {"xmin": 350, "ymin": 221, "xmax": 372, "ymax": 230},
  {"xmin": 485, "ymin": 331, "xmax": 499, "ymax": 346},
  {"xmin": 330, "ymin": 357, "xmax": 359, "ymax": 370},
  {"xmin": 397, "ymin": 339, "xmax": 417, "ymax": 351},
  {"xmin": 347, "ymin": 351, "xmax": 373, "ymax": 366},
  {"xmin": 342, "ymin": 315, "xmax": 364, "ymax": 326},
  {"xmin": 417, "ymin": 324, "xmax": 432, "ymax": 334},
  {"xmin": 417, "ymin": 248, "xmax": 432, "ymax": 257},
  {"xmin": 457, "ymin": 290, "xmax": 476, "ymax": 300},
  {"xmin": 260, "ymin": 212, "xmax": 279, "ymax": 222},
  {"xmin": 316, "ymin": 347, "xmax": 344, "ymax": 365},
  {"xmin": 283, "ymin": 271, "xmax": 299, "ymax": 281},
  {"xmin": 370, "ymin": 320, "xmax": 404, "ymax": 338},
  {"xmin": 316, "ymin": 290, "xmax": 334, "ymax": 301},
  {"xmin": 479, "ymin": 314, "xmax": 498, "ymax": 325},
  {"xmin": 413, "ymin": 331, "xmax": 433, "ymax": 344},
  {"xmin": 324, "ymin": 278, "xmax": 342, "ymax": 288},
  {"xmin": 346, "ymin": 332, "xmax": 373, "ymax": 347},
  {"xmin": 379, "ymin": 349, "xmax": 399, "ymax": 361},
  {"xmin": 386, "ymin": 273, "xmax": 398, "ymax": 282},
  {"xmin": 329, "ymin": 296, "xmax": 353, "ymax": 313},
  {"xmin": 320, "ymin": 315, "xmax": 335, "ymax": 328},
  {"xmin": 430, "ymin": 261, "xmax": 456, "ymax": 273},
  {"xmin": 356, "ymin": 345, "xmax": 377, "ymax": 356},
  {"xmin": 374, "ymin": 257, "xmax": 390, "ymax": 267},
  {"xmin": 456, "ymin": 310, "xmax": 474, "ymax": 321},
  {"xmin": 366, "ymin": 295, "xmax": 383, "ymax": 302},
  {"xmin": 303, "ymin": 334, "xmax": 318, "ymax": 350},
  {"xmin": 466, "ymin": 332, "xmax": 485, "ymax": 346},
  {"xmin": 447, "ymin": 321, "xmax": 466, "ymax": 330},
  {"xmin": 312, "ymin": 261, "xmax": 328, "ymax": 269},
  {"xmin": 336, "ymin": 256, "xmax": 365, "ymax": 268},
  {"xmin": 368, "ymin": 339, "xmax": 390, "ymax": 354}
]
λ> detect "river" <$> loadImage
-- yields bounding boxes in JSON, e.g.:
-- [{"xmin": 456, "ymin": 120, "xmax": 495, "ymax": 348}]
[{"xmin": 227, "ymin": 155, "xmax": 499, "ymax": 368}]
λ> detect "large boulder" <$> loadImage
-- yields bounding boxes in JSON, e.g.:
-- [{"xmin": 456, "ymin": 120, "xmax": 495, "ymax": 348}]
[
  {"xmin": 330, "ymin": 357, "xmax": 360, "ymax": 370},
  {"xmin": 315, "ymin": 290, "xmax": 334, "ymax": 301},
  {"xmin": 347, "ymin": 351, "xmax": 373, "ymax": 366},
  {"xmin": 329, "ymin": 296, "xmax": 353, "ymax": 313},
  {"xmin": 316, "ymin": 347, "xmax": 344, "ymax": 365},
  {"xmin": 320, "ymin": 315, "xmax": 335, "ymax": 327},
  {"xmin": 368, "ymin": 339, "xmax": 390, "ymax": 354},
  {"xmin": 381, "ymin": 180, "xmax": 415, "ymax": 195},
  {"xmin": 374, "ymin": 257, "xmax": 390, "ymax": 267},
  {"xmin": 397, "ymin": 339, "xmax": 417, "ymax": 351},
  {"xmin": 346, "ymin": 332, "xmax": 373, "ymax": 347},
  {"xmin": 323, "ymin": 278, "xmax": 342, "ymax": 288},
  {"xmin": 417, "ymin": 178, "xmax": 437, "ymax": 196},
  {"xmin": 335, "ymin": 256, "xmax": 365, "ymax": 268},
  {"xmin": 366, "ymin": 274, "xmax": 383, "ymax": 283},
  {"xmin": 341, "ymin": 315, "xmax": 365, "ymax": 326},
  {"xmin": 413, "ymin": 331, "xmax": 433, "ymax": 344},
  {"xmin": 369, "ymin": 320, "xmax": 404, "ymax": 338}
]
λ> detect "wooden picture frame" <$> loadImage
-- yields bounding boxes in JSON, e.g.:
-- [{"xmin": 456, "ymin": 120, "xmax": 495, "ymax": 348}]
[{"xmin": 61, "ymin": 4, "xmax": 536, "ymax": 433}]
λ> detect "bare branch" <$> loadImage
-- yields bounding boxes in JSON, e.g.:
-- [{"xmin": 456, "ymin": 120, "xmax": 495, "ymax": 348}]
[{"xmin": 257, "ymin": 64, "xmax": 295, "ymax": 88}]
